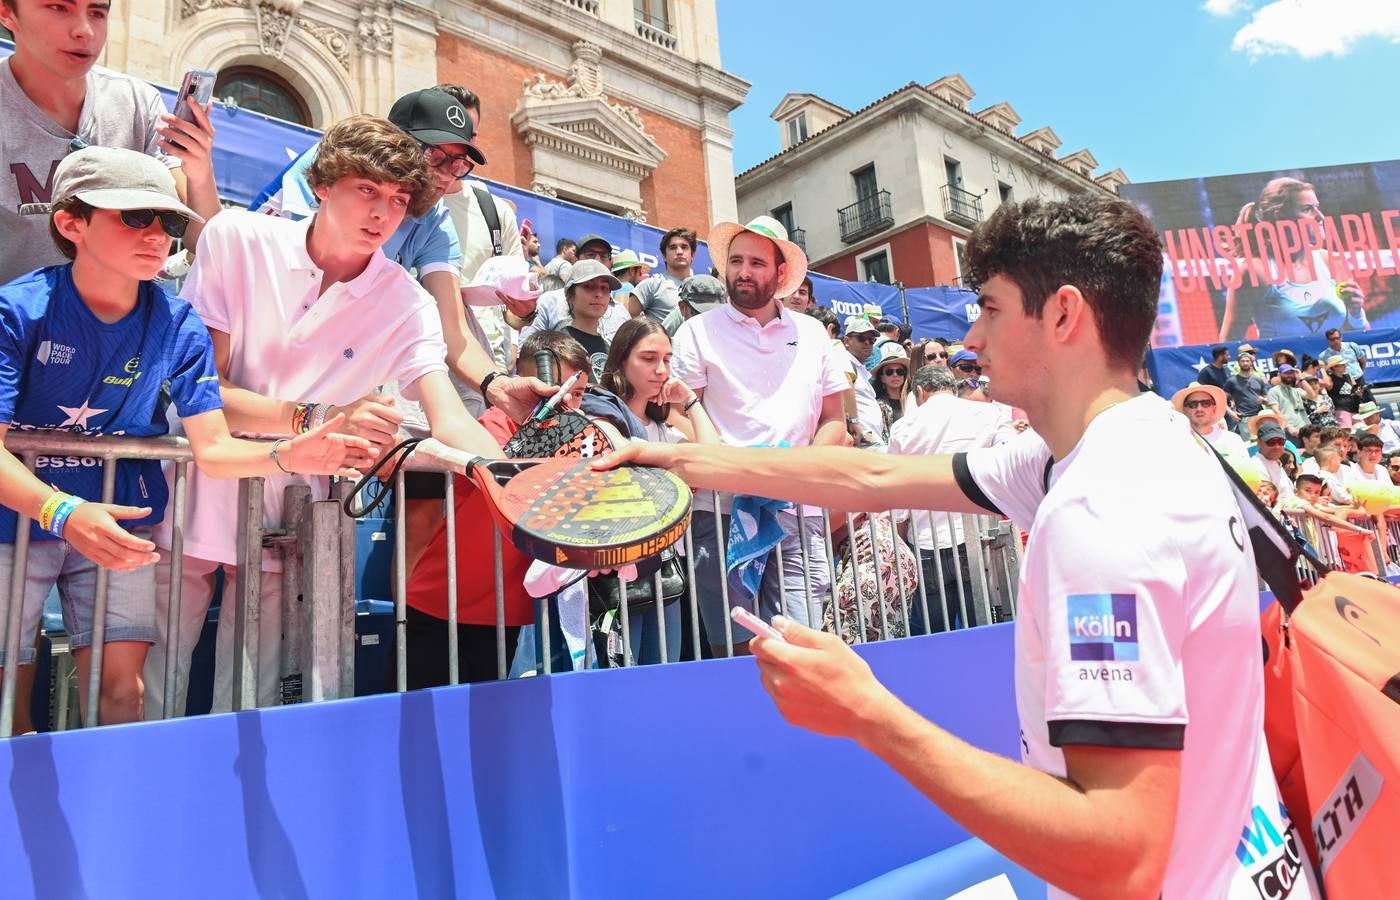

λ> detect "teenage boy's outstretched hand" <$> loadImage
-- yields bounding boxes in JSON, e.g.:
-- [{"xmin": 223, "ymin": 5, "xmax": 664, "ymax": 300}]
[
  {"xmin": 328, "ymin": 393, "xmax": 403, "ymax": 459},
  {"xmin": 280, "ymin": 414, "xmax": 375, "ymax": 477},
  {"xmin": 63, "ymin": 505, "xmax": 162, "ymax": 571}
]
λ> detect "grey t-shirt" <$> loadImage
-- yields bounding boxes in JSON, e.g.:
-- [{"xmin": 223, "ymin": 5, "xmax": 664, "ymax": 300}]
[
  {"xmin": 630, "ymin": 271, "xmax": 685, "ymax": 323},
  {"xmin": 1, "ymin": 60, "xmax": 176, "ymax": 284}
]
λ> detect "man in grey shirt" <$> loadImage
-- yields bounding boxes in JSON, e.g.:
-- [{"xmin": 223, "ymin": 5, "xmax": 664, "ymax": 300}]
[
  {"xmin": 0, "ymin": 0, "xmax": 220, "ymax": 283},
  {"xmin": 1266, "ymin": 363, "xmax": 1309, "ymax": 440},
  {"xmin": 626, "ymin": 226, "xmax": 696, "ymax": 323}
]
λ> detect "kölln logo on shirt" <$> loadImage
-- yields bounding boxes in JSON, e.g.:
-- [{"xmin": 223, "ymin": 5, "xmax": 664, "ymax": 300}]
[{"xmin": 1066, "ymin": 593, "xmax": 1139, "ymax": 661}]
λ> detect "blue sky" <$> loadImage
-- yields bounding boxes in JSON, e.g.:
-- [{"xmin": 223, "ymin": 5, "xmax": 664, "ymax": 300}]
[{"xmin": 715, "ymin": 0, "xmax": 1400, "ymax": 185}]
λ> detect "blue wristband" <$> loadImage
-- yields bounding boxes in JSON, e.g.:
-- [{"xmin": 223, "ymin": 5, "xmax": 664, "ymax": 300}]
[{"xmin": 48, "ymin": 496, "xmax": 87, "ymax": 539}]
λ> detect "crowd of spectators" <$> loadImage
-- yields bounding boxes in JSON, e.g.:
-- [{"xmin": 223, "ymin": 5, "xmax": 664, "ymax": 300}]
[{"xmin": 5, "ymin": 0, "xmax": 1395, "ymax": 738}]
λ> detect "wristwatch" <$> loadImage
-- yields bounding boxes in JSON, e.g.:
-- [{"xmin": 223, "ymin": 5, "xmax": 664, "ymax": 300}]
[{"xmin": 480, "ymin": 370, "xmax": 507, "ymax": 406}]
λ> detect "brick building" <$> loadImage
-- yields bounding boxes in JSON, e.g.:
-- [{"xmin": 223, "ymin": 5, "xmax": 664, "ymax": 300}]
[
  {"xmin": 736, "ymin": 75, "xmax": 1129, "ymax": 288},
  {"xmin": 87, "ymin": 0, "xmax": 747, "ymax": 235}
]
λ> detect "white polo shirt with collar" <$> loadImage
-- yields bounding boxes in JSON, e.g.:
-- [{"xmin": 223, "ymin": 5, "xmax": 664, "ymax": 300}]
[
  {"xmin": 162, "ymin": 209, "xmax": 449, "ymax": 569},
  {"xmin": 671, "ymin": 301, "xmax": 847, "ymax": 512}
]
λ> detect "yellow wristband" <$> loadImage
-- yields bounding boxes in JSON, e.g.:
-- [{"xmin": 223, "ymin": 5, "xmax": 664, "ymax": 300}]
[{"xmin": 38, "ymin": 492, "xmax": 69, "ymax": 532}]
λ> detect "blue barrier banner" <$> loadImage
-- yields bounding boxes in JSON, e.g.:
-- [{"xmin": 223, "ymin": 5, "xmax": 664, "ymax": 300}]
[{"xmin": 1146, "ymin": 327, "xmax": 1400, "ymax": 398}]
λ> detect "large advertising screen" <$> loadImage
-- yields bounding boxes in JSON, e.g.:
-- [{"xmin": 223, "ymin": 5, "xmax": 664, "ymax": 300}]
[{"xmin": 1120, "ymin": 160, "xmax": 1400, "ymax": 348}]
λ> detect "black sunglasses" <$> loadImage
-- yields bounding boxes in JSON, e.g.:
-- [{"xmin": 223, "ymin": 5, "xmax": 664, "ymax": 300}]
[
  {"xmin": 954, "ymin": 363, "xmax": 982, "ymax": 374},
  {"xmin": 852, "ymin": 333, "xmax": 878, "ymax": 342},
  {"xmin": 423, "ymin": 145, "xmax": 475, "ymax": 179},
  {"xmin": 1183, "ymin": 398, "xmax": 1216, "ymax": 409},
  {"xmin": 119, "ymin": 208, "xmax": 189, "ymax": 239},
  {"xmin": 882, "ymin": 367, "xmax": 907, "ymax": 377}
]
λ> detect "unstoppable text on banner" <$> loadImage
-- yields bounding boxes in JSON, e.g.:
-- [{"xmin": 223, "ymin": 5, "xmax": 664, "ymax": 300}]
[{"xmin": 1121, "ymin": 159, "xmax": 1400, "ymax": 348}]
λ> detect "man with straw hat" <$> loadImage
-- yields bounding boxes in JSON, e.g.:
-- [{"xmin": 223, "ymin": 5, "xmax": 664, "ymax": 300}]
[
  {"xmin": 670, "ymin": 215, "xmax": 848, "ymax": 655},
  {"xmin": 1171, "ymin": 382, "xmax": 1247, "ymax": 461}
]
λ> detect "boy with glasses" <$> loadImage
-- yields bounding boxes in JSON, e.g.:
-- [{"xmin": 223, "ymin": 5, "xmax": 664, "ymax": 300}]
[{"xmin": 0, "ymin": 147, "xmax": 368, "ymax": 726}]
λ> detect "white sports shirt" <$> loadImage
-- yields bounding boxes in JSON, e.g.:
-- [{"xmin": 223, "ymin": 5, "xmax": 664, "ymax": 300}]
[{"xmin": 959, "ymin": 393, "xmax": 1316, "ymax": 900}]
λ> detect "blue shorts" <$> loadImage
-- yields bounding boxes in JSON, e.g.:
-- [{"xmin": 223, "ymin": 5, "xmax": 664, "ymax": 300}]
[{"xmin": 0, "ymin": 529, "xmax": 157, "ymax": 666}]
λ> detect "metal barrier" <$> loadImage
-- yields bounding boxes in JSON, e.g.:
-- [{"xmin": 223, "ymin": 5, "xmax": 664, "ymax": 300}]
[
  {"xmin": 1279, "ymin": 508, "xmax": 1393, "ymax": 587},
  {"xmin": 1, "ymin": 432, "xmax": 1026, "ymax": 738}
]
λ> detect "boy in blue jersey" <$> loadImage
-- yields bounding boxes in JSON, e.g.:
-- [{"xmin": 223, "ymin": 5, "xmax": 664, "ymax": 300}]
[{"xmin": 0, "ymin": 147, "xmax": 372, "ymax": 726}]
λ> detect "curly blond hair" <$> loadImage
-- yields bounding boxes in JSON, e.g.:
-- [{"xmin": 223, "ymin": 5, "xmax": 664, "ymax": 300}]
[{"xmin": 307, "ymin": 115, "xmax": 435, "ymax": 218}]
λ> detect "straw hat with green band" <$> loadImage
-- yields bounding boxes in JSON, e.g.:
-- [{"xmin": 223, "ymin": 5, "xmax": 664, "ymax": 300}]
[{"xmin": 707, "ymin": 215, "xmax": 809, "ymax": 301}]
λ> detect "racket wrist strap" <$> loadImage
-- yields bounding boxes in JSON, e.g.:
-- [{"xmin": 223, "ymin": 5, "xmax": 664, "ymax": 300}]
[{"xmin": 480, "ymin": 371, "xmax": 507, "ymax": 407}]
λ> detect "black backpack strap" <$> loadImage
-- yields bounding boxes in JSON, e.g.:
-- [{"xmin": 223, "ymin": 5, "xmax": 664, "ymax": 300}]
[
  {"xmin": 472, "ymin": 185, "xmax": 504, "ymax": 256},
  {"xmin": 1205, "ymin": 440, "xmax": 1328, "ymax": 614}
]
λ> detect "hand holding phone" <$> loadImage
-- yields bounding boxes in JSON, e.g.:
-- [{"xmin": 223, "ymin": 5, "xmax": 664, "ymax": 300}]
[{"xmin": 731, "ymin": 606, "xmax": 785, "ymax": 642}]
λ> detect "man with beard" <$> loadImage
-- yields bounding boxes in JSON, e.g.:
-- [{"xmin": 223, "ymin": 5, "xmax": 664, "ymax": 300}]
[
  {"xmin": 1224, "ymin": 351, "xmax": 1269, "ymax": 439},
  {"xmin": 670, "ymin": 216, "xmax": 847, "ymax": 655},
  {"xmin": 1266, "ymin": 364, "xmax": 1309, "ymax": 440},
  {"xmin": 1171, "ymin": 383, "xmax": 1247, "ymax": 462}
]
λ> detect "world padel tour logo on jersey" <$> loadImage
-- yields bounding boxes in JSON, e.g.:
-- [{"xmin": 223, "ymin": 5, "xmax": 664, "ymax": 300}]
[{"xmin": 1067, "ymin": 593, "xmax": 1139, "ymax": 661}]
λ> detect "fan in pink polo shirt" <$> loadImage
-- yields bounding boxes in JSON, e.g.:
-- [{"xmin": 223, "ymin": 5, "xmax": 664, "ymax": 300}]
[
  {"xmin": 144, "ymin": 116, "xmax": 505, "ymax": 717},
  {"xmin": 670, "ymin": 215, "xmax": 848, "ymax": 656}
]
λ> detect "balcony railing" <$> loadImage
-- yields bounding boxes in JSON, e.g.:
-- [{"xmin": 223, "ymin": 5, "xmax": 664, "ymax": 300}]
[
  {"xmin": 837, "ymin": 190, "xmax": 893, "ymax": 244},
  {"xmin": 941, "ymin": 183, "xmax": 982, "ymax": 228},
  {"xmin": 560, "ymin": 0, "xmax": 598, "ymax": 12},
  {"xmin": 635, "ymin": 20, "xmax": 677, "ymax": 50},
  {"xmin": 789, "ymin": 226, "xmax": 807, "ymax": 253}
]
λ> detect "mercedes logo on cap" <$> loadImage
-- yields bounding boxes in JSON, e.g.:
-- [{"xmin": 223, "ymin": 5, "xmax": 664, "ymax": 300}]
[{"xmin": 446, "ymin": 105, "xmax": 468, "ymax": 129}]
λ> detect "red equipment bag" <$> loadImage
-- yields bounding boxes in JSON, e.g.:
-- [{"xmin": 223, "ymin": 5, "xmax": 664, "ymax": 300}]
[{"xmin": 1215, "ymin": 447, "xmax": 1400, "ymax": 896}]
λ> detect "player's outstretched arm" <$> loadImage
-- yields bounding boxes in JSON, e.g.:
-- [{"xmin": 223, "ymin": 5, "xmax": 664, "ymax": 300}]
[
  {"xmin": 596, "ymin": 441, "xmax": 988, "ymax": 515},
  {"xmin": 414, "ymin": 370, "xmax": 513, "ymax": 459}
]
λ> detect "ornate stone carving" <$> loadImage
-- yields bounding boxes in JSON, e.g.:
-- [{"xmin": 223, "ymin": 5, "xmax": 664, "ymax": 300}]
[
  {"xmin": 568, "ymin": 41, "xmax": 602, "ymax": 97},
  {"xmin": 521, "ymin": 41, "xmax": 655, "ymax": 144},
  {"xmin": 180, "ymin": 0, "xmax": 245, "ymax": 19},
  {"xmin": 255, "ymin": 1, "xmax": 297, "ymax": 58},
  {"xmin": 622, "ymin": 207, "xmax": 647, "ymax": 223},
  {"xmin": 532, "ymin": 182, "xmax": 559, "ymax": 199},
  {"xmin": 300, "ymin": 19, "xmax": 351, "ymax": 69},
  {"xmin": 356, "ymin": 3, "xmax": 395, "ymax": 55}
]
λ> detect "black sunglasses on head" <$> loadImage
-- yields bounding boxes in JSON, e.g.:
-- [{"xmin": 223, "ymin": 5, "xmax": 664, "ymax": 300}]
[{"xmin": 119, "ymin": 208, "xmax": 189, "ymax": 239}]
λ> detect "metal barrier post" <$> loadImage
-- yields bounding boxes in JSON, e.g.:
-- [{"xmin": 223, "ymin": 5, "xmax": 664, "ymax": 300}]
[
  {"xmin": 653, "ymin": 570, "xmax": 668, "ymax": 664},
  {"xmin": 493, "ymin": 530, "xmax": 506, "ymax": 680},
  {"xmin": 795, "ymin": 506, "xmax": 818, "ymax": 629},
  {"xmin": 334, "ymin": 480, "xmax": 357, "ymax": 699},
  {"xmin": 683, "ymin": 528, "xmax": 700, "ymax": 658},
  {"xmin": 908, "ymin": 511, "xmax": 933, "ymax": 636},
  {"xmin": 444, "ymin": 475, "xmax": 460, "ymax": 685},
  {"xmin": 303, "ymin": 499, "xmax": 348, "ymax": 701},
  {"xmin": 866, "ymin": 515, "xmax": 888, "ymax": 641},
  {"xmin": 618, "ymin": 573, "xmax": 633, "ymax": 667},
  {"xmin": 845, "ymin": 514, "xmax": 867, "ymax": 643},
  {"xmin": 713, "ymin": 496, "xmax": 734, "ymax": 655},
  {"xmin": 0, "ymin": 455, "xmax": 34, "ymax": 737},
  {"xmin": 232, "ymin": 477, "xmax": 266, "ymax": 711},
  {"xmin": 161, "ymin": 461, "xmax": 190, "ymax": 718},
  {"xmin": 961, "ymin": 514, "xmax": 994, "ymax": 627},
  {"xmin": 931, "ymin": 513, "xmax": 953, "ymax": 633},
  {"xmin": 890, "ymin": 511, "xmax": 910, "ymax": 635},
  {"xmin": 83, "ymin": 460, "xmax": 118, "ymax": 726},
  {"xmin": 821, "ymin": 511, "xmax": 841, "ymax": 637},
  {"xmin": 277, "ymin": 485, "xmax": 311, "ymax": 705},
  {"xmin": 393, "ymin": 469, "xmax": 408, "ymax": 692}
]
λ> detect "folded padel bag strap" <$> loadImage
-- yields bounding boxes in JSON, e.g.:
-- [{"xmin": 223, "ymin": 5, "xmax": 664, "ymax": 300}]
[{"xmin": 1205, "ymin": 442, "xmax": 1329, "ymax": 615}]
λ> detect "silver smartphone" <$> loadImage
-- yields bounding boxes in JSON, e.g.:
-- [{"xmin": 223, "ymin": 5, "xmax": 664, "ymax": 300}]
[{"xmin": 173, "ymin": 68, "xmax": 216, "ymax": 124}]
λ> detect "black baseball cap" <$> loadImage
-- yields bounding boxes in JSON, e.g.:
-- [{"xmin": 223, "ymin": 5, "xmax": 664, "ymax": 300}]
[{"xmin": 387, "ymin": 89, "xmax": 487, "ymax": 165}]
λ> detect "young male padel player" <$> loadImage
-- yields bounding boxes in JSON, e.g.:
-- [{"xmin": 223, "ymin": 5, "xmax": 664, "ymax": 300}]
[
  {"xmin": 0, "ymin": 0, "xmax": 221, "ymax": 285},
  {"xmin": 146, "ymin": 116, "xmax": 505, "ymax": 716},
  {"xmin": 0, "ymin": 148, "xmax": 368, "ymax": 726},
  {"xmin": 602, "ymin": 196, "xmax": 1315, "ymax": 898}
]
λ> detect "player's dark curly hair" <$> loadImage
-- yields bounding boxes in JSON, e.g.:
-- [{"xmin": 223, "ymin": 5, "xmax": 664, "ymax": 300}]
[{"xmin": 963, "ymin": 195, "xmax": 1162, "ymax": 372}]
